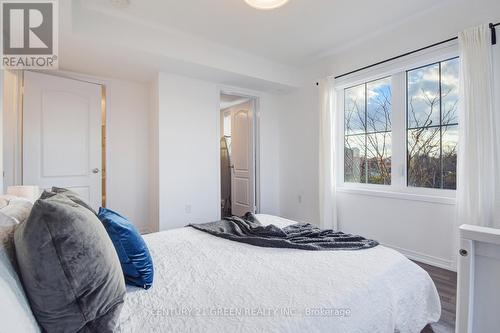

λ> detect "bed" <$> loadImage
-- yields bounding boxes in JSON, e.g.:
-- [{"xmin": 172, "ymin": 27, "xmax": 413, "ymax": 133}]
[{"xmin": 117, "ymin": 214, "xmax": 441, "ymax": 333}]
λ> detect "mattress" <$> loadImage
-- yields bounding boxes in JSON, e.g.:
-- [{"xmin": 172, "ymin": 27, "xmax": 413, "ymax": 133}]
[{"xmin": 117, "ymin": 214, "xmax": 441, "ymax": 333}]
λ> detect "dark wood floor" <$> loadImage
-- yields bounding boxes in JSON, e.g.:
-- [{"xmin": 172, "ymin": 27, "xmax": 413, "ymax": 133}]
[{"xmin": 414, "ymin": 261, "xmax": 457, "ymax": 333}]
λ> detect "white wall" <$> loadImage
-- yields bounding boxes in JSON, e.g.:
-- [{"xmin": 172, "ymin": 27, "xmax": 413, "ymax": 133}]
[
  {"xmin": 2, "ymin": 69, "xmax": 282, "ymax": 232},
  {"xmin": 154, "ymin": 73, "xmax": 283, "ymax": 230},
  {"xmin": 277, "ymin": 0, "xmax": 500, "ymax": 270},
  {"xmin": 277, "ymin": 85, "xmax": 320, "ymax": 224},
  {"xmin": 1, "ymin": 71, "xmax": 153, "ymax": 232},
  {"xmin": 257, "ymin": 92, "xmax": 281, "ymax": 216},
  {"xmin": 105, "ymin": 78, "xmax": 152, "ymax": 233},
  {"xmin": 337, "ymin": 194, "xmax": 456, "ymax": 268},
  {"xmin": 156, "ymin": 73, "xmax": 220, "ymax": 230}
]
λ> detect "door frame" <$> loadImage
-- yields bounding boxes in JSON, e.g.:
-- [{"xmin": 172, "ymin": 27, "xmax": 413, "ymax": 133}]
[
  {"xmin": 217, "ymin": 86, "xmax": 261, "ymax": 218},
  {"xmin": 2, "ymin": 70, "xmax": 23, "ymax": 192}
]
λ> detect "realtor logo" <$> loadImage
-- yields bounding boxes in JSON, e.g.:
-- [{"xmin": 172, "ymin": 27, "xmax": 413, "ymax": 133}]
[{"xmin": 1, "ymin": 0, "xmax": 58, "ymax": 69}]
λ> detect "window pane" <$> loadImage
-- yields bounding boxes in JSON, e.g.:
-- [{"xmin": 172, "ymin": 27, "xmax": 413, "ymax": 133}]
[
  {"xmin": 406, "ymin": 58, "xmax": 459, "ymax": 190},
  {"xmin": 441, "ymin": 58, "xmax": 459, "ymax": 125},
  {"xmin": 367, "ymin": 77, "xmax": 391, "ymax": 133},
  {"xmin": 366, "ymin": 132, "xmax": 391, "ymax": 184},
  {"xmin": 407, "ymin": 63, "xmax": 440, "ymax": 129},
  {"xmin": 344, "ymin": 84, "xmax": 365, "ymax": 135},
  {"xmin": 408, "ymin": 127, "xmax": 441, "ymax": 188},
  {"xmin": 344, "ymin": 134, "xmax": 366, "ymax": 183},
  {"xmin": 442, "ymin": 125, "xmax": 458, "ymax": 189}
]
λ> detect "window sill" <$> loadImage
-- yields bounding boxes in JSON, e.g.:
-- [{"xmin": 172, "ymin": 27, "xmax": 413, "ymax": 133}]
[{"xmin": 336, "ymin": 187, "xmax": 456, "ymax": 205}]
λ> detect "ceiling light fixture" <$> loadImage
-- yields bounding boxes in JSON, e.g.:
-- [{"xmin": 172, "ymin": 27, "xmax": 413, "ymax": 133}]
[{"xmin": 244, "ymin": 0, "xmax": 289, "ymax": 10}]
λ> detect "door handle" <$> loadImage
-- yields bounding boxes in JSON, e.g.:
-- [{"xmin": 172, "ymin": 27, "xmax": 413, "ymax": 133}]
[{"xmin": 92, "ymin": 168, "xmax": 100, "ymax": 174}]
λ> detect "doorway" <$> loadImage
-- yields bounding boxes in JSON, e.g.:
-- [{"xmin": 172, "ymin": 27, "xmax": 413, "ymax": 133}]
[{"xmin": 220, "ymin": 93, "xmax": 257, "ymax": 218}]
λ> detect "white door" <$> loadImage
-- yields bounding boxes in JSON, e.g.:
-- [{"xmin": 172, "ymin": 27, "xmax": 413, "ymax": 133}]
[
  {"xmin": 230, "ymin": 101, "xmax": 255, "ymax": 216},
  {"xmin": 23, "ymin": 71, "xmax": 102, "ymax": 210}
]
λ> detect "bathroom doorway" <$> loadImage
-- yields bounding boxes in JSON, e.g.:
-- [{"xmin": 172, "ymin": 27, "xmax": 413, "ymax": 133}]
[{"xmin": 220, "ymin": 93, "xmax": 257, "ymax": 218}]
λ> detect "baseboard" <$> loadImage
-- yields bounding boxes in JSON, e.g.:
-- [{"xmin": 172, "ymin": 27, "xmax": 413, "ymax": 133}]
[{"xmin": 382, "ymin": 242, "xmax": 456, "ymax": 272}]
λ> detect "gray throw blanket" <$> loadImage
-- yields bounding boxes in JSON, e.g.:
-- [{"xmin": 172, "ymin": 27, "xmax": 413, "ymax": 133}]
[{"xmin": 188, "ymin": 213, "xmax": 378, "ymax": 251}]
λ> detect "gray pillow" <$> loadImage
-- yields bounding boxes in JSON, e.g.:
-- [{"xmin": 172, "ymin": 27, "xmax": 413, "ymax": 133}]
[
  {"xmin": 49, "ymin": 186, "xmax": 97, "ymax": 214},
  {"xmin": 14, "ymin": 193, "xmax": 125, "ymax": 333}
]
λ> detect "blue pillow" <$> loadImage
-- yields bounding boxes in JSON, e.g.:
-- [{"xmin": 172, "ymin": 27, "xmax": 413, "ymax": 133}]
[{"xmin": 98, "ymin": 207, "xmax": 154, "ymax": 289}]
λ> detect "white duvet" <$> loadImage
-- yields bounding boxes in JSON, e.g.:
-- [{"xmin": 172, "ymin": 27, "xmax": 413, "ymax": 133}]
[{"xmin": 117, "ymin": 214, "xmax": 441, "ymax": 333}]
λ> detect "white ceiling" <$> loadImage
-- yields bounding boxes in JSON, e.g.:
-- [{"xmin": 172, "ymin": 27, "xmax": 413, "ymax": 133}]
[
  {"xmin": 83, "ymin": 0, "xmax": 449, "ymax": 66},
  {"xmin": 60, "ymin": 1, "xmax": 303, "ymax": 90},
  {"xmin": 61, "ymin": 0, "xmax": 498, "ymax": 91}
]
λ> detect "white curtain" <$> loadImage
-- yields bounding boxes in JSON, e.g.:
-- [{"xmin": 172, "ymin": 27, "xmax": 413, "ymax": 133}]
[
  {"xmin": 457, "ymin": 24, "xmax": 498, "ymax": 228},
  {"xmin": 319, "ymin": 78, "xmax": 337, "ymax": 230}
]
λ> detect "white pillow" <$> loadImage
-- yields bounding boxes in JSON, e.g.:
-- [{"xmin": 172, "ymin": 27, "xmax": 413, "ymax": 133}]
[
  {"xmin": 0, "ymin": 212, "xmax": 40, "ymax": 333},
  {"xmin": 0, "ymin": 198, "xmax": 33, "ymax": 224},
  {"xmin": 0, "ymin": 194, "xmax": 19, "ymax": 205},
  {"xmin": 0, "ymin": 194, "xmax": 19, "ymax": 209},
  {"xmin": 255, "ymin": 214, "xmax": 298, "ymax": 228}
]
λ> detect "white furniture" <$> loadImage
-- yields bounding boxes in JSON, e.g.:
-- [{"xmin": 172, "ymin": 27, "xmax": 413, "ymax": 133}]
[
  {"xmin": 456, "ymin": 224, "xmax": 500, "ymax": 333},
  {"xmin": 117, "ymin": 214, "xmax": 441, "ymax": 333}
]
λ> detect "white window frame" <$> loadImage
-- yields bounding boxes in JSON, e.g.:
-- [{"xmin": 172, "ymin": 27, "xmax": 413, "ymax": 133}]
[{"xmin": 335, "ymin": 42, "xmax": 459, "ymax": 205}]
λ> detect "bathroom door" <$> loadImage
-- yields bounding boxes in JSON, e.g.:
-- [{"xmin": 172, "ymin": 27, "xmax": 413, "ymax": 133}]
[{"xmin": 230, "ymin": 101, "xmax": 255, "ymax": 216}]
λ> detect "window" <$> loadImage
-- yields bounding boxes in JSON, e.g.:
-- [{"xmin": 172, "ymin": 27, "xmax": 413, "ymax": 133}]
[
  {"xmin": 339, "ymin": 51, "xmax": 459, "ymax": 197},
  {"xmin": 344, "ymin": 77, "xmax": 392, "ymax": 185},
  {"xmin": 407, "ymin": 58, "xmax": 459, "ymax": 189}
]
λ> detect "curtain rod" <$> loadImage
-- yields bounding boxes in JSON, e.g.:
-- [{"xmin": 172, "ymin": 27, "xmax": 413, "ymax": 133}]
[{"xmin": 327, "ymin": 22, "xmax": 499, "ymax": 82}]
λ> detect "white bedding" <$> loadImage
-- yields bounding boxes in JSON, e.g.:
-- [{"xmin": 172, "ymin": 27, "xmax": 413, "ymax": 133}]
[{"xmin": 117, "ymin": 214, "xmax": 441, "ymax": 333}]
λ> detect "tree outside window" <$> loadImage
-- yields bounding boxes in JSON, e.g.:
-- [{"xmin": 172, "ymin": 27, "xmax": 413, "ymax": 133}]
[
  {"xmin": 344, "ymin": 77, "xmax": 392, "ymax": 185},
  {"xmin": 407, "ymin": 58, "xmax": 459, "ymax": 190}
]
